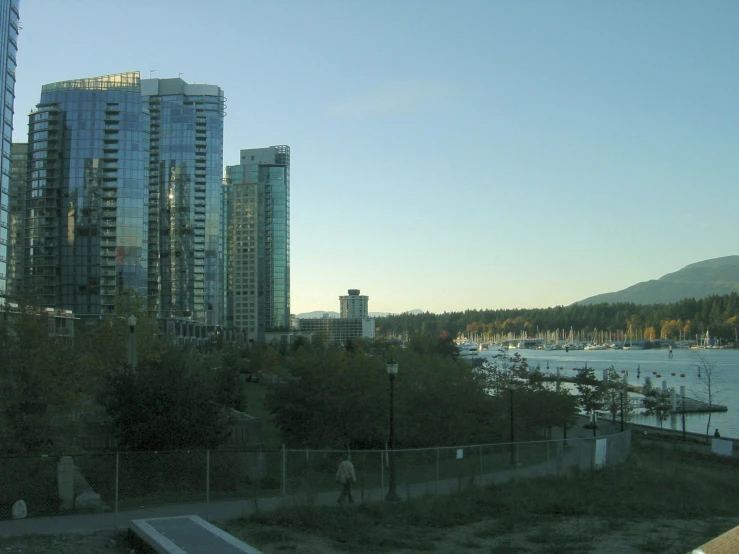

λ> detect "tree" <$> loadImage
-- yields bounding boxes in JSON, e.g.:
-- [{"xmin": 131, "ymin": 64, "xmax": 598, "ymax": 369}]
[
  {"xmin": 574, "ymin": 366, "xmax": 603, "ymax": 433},
  {"xmin": 267, "ymin": 342, "xmax": 498, "ymax": 449},
  {"xmin": 516, "ymin": 387, "xmax": 579, "ymax": 439},
  {"xmin": 642, "ymin": 380, "xmax": 672, "ymax": 437},
  {"xmin": 478, "ymin": 349, "xmax": 529, "ymax": 396},
  {"xmin": 100, "ymin": 349, "xmax": 233, "ymax": 450},
  {"xmin": 600, "ymin": 366, "xmax": 625, "ymax": 423},
  {"xmin": 213, "ymin": 364, "xmax": 247, "ymax": 412},
  {"xmin": 0, "ymin": 306, "xmax": 95, "ymax": 453},
  {"xmin": 408, "ymin": 333, "xmax": 460, "ymax": 359},
  {"xmin": 266, "ymin": 347, "xmax": 386, "ymax": 449},
  {"xmin": 692, "ymin": 353, "xmax": 724, "ymax": 441},
  {"xmin": 77, "ymin": 290, "xmax": 163, "ymax": 371},
  {"xmin": 553, "ymin": 388, "xmax": 580, "ymax": 440}
]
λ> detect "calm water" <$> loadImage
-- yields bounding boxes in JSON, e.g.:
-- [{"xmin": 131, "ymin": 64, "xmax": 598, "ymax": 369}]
[{"xmin": 475, "ymin": 347, "xmax": 739, "ymax": 438}]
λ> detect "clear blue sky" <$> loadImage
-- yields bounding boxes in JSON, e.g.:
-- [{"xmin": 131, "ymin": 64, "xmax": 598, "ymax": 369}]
[{"xmin": 14, "ymin": 1, "xmax": 739, "ymax": 314}]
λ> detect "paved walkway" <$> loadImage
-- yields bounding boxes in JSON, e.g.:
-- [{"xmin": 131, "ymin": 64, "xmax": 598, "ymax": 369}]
[{"xmin": 0, "ymin": 431, "xmax": 622, "ymax": 539}]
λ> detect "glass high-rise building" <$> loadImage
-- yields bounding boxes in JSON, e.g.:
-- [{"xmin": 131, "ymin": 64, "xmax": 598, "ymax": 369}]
[
  {"xmin": 7, "ymin": 141, "xmax": 26, "ymax": 300},
  {"xmin": 225, "ymin": 146, "xmax": 290, "ymax": 343},
  {"xmin": 141, "ymin": 78, "xmax": 225, "ymax": 325},
  {"xmin": 0, "ymin": 0, "xmax": 20, "ymax": 305},
  {"xmin": 24, "ymin": 72, "xmax": 149, "ymax": 319}
]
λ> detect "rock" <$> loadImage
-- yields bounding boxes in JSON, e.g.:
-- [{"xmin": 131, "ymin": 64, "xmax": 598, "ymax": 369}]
[
  {"xmin": 74, "ymin": 491, "xmax": 102, "ymax": 510},
  {"xmin": 11, "ymin": 499, "xmax": 27, "ymax": 519}
]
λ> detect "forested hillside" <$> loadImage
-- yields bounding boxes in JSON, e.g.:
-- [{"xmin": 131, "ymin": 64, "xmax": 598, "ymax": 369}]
[
  {"xmin": 376, "ymin": 293, "xmax": 739, "ymax": 342},
  {"xmin": 577, "ymin": 256, "xmax": 739, "ymax": 305}
]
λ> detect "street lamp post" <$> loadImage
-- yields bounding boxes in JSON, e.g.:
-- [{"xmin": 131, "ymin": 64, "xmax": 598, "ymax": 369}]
[
  {"xmin": 508, "ymin": 383, "xmax": 516, "ymax": 466},
  {"xmin": 385, "ymin": 356, "xmax": 400, "ymax": 502},
  {"xmin": 127, "ymin": 315, "xmax": 137, "ymax": 371}
]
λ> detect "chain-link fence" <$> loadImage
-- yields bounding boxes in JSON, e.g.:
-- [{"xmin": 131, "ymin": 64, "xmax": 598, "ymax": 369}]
[{"xmin": 0, "ymin": 431, "xmax": 631, "ymax": 522}]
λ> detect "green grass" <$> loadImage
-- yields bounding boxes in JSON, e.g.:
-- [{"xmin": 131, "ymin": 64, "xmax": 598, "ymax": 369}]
[
  {"xmin": 225, "ymin": 442, "xmax": 739, "ymax": 552},
  {"xmin": 244, "ymin": 382, "xmax": 281, "ymax": 449},
  {"xmin": 489, "ymin": 542, "xmax": 530, "ymax": 554}
]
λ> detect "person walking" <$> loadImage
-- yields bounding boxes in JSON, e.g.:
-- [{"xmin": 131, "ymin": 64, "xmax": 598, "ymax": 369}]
[{"xmin": 336, "ymin": 458, "xmax": 356, "ymax": 504}]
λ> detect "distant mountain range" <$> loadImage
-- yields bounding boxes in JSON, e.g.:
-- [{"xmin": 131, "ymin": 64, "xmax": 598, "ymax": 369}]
[
  {"xmin": 295, "ymin": 309, "xmax": 424, "ymax": 319},
  {"xmin": 576, "ymin": 256, "xmax": 739, "ymax": 305}
]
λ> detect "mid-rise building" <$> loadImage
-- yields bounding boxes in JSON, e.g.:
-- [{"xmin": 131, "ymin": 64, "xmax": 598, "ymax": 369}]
[
  {"xmin": 141, "ymin": 77, "xmax": 225, "ymax": 325},
  {"xmin": 7, "ymin": 141, "xmax": 26, "ymax": 300},
  {"xmin": 298, "ymin": 288, "xmax": 375, "ymax": 345},
  {"xmin": 225, "ymin": 146, "xmax": 290, "ymax": 343},
  {"xmin": 340, "ymin": 289, "xmax": 368, "ymax": 318},
  {"xmin": 297, "ymin": 317, "xmax": 375, "ymax": 344},
  {"xmin": 24, "ymin": 72, "xmax": 149, "ymax": 319},
  {"xmin": 0, "ymin": 0, "xmax": 20, "ymax": 305}
]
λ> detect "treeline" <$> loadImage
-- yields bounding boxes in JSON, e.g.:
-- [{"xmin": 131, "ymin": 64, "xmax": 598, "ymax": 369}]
[
  {"xmin": 377, "ymin": 293, "xmax": 739, "ymax": 341},
  {"xmin": 0, "ymin": 292, "xmax": 248, "ymax": 455},
  {"xmin": 266, "ymin": 336, "xmax": 580, "ymax": 449}
]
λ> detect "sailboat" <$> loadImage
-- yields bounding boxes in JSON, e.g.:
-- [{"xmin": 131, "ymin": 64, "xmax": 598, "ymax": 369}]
[
  {"xmin": 584, "ymin": 327, "xmax": 608, "ymax": 350},
  {"xmin": 622, "ymin": 325, "xmax": 643, "ymax": 350}
]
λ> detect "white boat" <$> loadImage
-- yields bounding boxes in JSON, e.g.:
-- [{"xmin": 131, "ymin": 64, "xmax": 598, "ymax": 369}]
[
  {"xmin": 457, "ymin": 341, "xmax": 479, "ymax": 356},
  {"xmin": 622, "ymin": 344, "xmax": 644, "ymax": 350},
  {"xmin": 622, "ymin": 325, "xmax": 644, "ymax": 350},
  {"xmin": 584, "ymin": 343, "xmax": 608, "ymax": 351}
]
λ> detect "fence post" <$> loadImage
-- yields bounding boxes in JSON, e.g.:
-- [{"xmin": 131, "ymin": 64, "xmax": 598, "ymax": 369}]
[
  {"xmin": 436, "ymin": 447, "xmax": 440, "ymax": 495},
  {"xmin": 479, "ymin": 446, "xmax": 483, "ymax": 485},
  {"xmin": 380, "ymin": 450, "xmax": 385, "ymax": 493},
  {"xmin": 205, "ymin": 450, "xmax": 210, "ymax": 521},
  {"xmin": 281, "ymin": 444, "xmax": 286, "ymax": 497},
  {"xmin": 114, "ymin": 451, "xmax": 119, "ymax": 529}
]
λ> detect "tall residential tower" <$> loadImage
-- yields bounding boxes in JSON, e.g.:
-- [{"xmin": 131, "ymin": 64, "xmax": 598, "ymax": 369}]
[
  {"xmin": 24, "ymin": 72, "xmax": 149, "ymax": 319},
  {"xmin": 225, "ymin": 146, "xmax": 290, "ymax": 343},
  {"xmin": 340, "ymin": 289, "xmax": 369, "ymax": 318},
  {"xmin": 142, "ymin": 77, "xmax": 225, "ymax": 325},
  {"xmin": 7, "ymin": 141, "xmax": 26, "ymax": 300},
  {"xmin": 0, "ymin": 0, "xmax": 20, "ymax": 305}
]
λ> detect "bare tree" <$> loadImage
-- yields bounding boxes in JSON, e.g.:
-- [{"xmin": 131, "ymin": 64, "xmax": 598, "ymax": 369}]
[{"xmin": 692, "ymin": 353, "xmax": 726, "ymax": 441}]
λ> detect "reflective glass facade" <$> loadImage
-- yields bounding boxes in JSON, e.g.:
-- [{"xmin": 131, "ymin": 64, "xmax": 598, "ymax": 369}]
[
  {"xmin": 7, "ymin": 141, "xmax": 25, "ymax": 300},
  {"xmin": 225, "ymin": 146, "xmax": 290, "ymax": 343},
  {"xmin": 0, "ymin": 0, "xmax": 19, "ymax": 304},
  {"xmin": 24, "ymin": 72, "xmax": 149, "ymax": 319},
  {"xmin": 142, "ymin": 78, "xmax": 224, "ymax": 325}
]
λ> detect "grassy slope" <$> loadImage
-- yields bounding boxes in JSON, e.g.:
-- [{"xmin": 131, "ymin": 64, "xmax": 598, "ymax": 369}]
[{"xmin": 225, "ymin": 442, "xmax": 739, "ymax": 553}]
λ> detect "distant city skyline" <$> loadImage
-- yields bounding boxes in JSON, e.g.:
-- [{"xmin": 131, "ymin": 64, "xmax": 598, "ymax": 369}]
[{"xmin": 12, "ymin": 1, "xmax": 739, "ymax": 314}]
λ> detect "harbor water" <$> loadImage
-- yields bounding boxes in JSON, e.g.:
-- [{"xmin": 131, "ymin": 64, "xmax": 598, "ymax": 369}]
[{"xmin": 475, "ymin": 347, "xmax": 739, "ymax": 439}]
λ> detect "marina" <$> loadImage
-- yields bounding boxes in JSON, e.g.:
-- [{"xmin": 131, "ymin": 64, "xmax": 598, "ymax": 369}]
[{"xmin": 471, "ymin": 346, "xmax": 739, "ymax": 438}]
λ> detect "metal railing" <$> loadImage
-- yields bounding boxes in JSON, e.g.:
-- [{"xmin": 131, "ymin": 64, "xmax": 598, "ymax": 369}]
[{"xmin": 0, "ymin": 431, "xmax": 631, "ymax": 522}]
